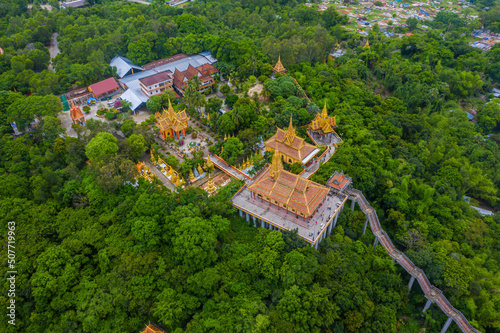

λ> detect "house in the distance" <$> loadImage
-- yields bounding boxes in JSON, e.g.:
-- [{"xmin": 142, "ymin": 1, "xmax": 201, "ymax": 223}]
[
  {"xmin": 139, "ymin": 72, "xmax": 173, "ymax": 97},
  {"xmin": 116, "ymin": 52, "xmax": 218, "ymax": 112}
]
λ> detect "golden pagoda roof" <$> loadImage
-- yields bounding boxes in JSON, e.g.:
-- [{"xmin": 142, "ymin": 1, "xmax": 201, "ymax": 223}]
[
  {"xmin": 156, "ymin": 98, "xmax": 189, "ymax": 133},
  {"xmin": 264, "ymin": 116, "xmax": 318, "ymax": 164},
  {"xmin": 205, "ymin": 174, "xmax": 217, "ymax": 193},
  {"xmin": 70, "ymin": 102, "xmax": 85, "ymax": 121},
  {"xmin": 141, "ymin": 322, "xmax": 165, "ymax": 333},
  {"xmin": 309, "ymin": 100, "xmax": 336, "ymax": 134},
  {"xmin": 205, "ymin": 155, "xmax": 214, "ymax": 169},
  {"xmin": 248, "ymin": 163, "xmax": 329, "ymax": 216},
  {"xmin": 197, "ymin": 164, "xmax": 204, "ymax": 175},
  {"xmin": 273, "ymin": 55, "xmax": 286, "ymax": 73}
]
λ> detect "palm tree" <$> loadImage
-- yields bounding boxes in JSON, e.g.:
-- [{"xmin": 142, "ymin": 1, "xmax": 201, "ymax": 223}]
[
  {"xmin": 247, "ymin": 55, "xmax": 259, "ymax": 76},
  {"xmin": 229, "ymin": 108, "xmax": 243, "ymax": 129}
]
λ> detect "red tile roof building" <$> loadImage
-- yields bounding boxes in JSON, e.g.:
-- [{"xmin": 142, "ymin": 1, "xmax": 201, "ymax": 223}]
[
  {"xmin": 264, "ymin": 117, "xmax": 319, "ymax": 166},
  {"xmin": 248, "ymin": 149, "xmax": 329, "ymax": 220},
  {"xmin": 88, "ymin": 77, "xmax": 120, "ymax": 99},
  {"xmin": 139, "ymin": 72, "xmax": 173, "ymax": 97},
  {"xmin": 172, "ymin": 63, "xmax": 218, "ymax": 96}
]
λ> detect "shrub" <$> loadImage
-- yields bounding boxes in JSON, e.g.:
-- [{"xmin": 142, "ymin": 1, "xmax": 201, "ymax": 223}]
[
  {"xmin": 105, "ymin": 112, "xmax": 117, "ymax": 120},
  {"xmin": 258, "ymin": 75, "xmax": 268, "ymax": 83},
  {"xmin": 220, "ymin": 84, "xmax": 231, "ymax": 95},
  {"xmin": 82, "ymin": 106, "xmax": 91, "ymax": 113},
  {"xmin": 186, "ymin": 127, "xmax": 193, "ymax": 134},
  {"xmin": 191, "ymin": 133, "xmax": 197, "ymax": 139}
]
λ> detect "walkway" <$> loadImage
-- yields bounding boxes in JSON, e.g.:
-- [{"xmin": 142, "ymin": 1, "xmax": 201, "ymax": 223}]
[
  {"xmin": 346, "ymin": 188, "xmax": 480, "ymax": 333},
  {"xmin": 206, "ymin": 154, "xmax": 248, "ymax": 181},
  {"xmin": 301, "ymin": 131, "xmax": 341, "ymax": 179},
  {"xmin": 142, "ymin": 158, "xmax": 176, "ymax": 191},
  {"xmin": 48, "ymin": 32, "xmax": 59, "ymax": 72}
]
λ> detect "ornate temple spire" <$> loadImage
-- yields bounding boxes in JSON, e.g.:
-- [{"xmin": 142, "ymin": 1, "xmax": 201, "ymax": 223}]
[
  {"xmin": 205, "ymin": 155, "xmax": 214, "ymax": 169},
  {"xmin": 167, "ymin": 98, "xmax": 177, "ymax": 121},
  {"xmin": 283, "ymin": 116, "xmax": 296, "ymax": 146},
  {"xmin": 273, "ymin": 55, "xmax": 286, "ymax": 73},
  {"xmin": 269, "ymin": 147, "xmax": 283, "ymax": 179},
  {"xmin": 205, "ymin": 174, "xmax": 216, "ymax": 194},
  {"xmin": 321, "ymin": 100, "xmax": 328, "ymax": 119}
]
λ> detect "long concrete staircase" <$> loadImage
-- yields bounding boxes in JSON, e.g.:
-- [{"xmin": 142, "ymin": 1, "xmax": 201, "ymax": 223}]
[{"xmin": 345, "ymin": 188, "xmax": 480, "ymax": 333}]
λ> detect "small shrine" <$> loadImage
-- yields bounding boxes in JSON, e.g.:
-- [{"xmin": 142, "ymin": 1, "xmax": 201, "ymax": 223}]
[
  {"xmin": 264, "ymin": 116, "xmax": 319, "ymax": 167},
  {"xmin": 69, "ymin": 102, "xmax": 85, "ymax": 126},
  {"xmin": 308, "ymin": 100, "xmax": 338, "ymax": 142},
  {"xmin": 272, "ymin": 55, "xmax": 286, "ymax": 75},
  {"xmin": 155, "ymin": 99, "xmax": 189, "ymax": 140}
]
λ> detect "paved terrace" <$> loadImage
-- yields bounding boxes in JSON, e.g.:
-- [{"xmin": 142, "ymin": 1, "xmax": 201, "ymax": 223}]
[{"xmin": 233, "ymin": 186, "xmax": 347, "ymax": 244}]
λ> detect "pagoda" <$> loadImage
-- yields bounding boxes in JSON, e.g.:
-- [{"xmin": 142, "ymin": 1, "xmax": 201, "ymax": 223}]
[
  {"xmin": 247, "ymin": 145, "xmax": 330, "ymax": 222},
  {"xmin": 69, "ymin": 102, "xmax": 85, "ymax": 126},
  {"xmin": 205, "ymin": 154, "xmax": 214, "ymax": 170},
  {"xmin": 308, "ymin": 100, "xmax": 338, "ymax": 142},
  {"xmin": 204, "ymin": 174, "xmax": 217, "ymax": 194},
  {"xmin": 155, "ymin": 99, "xmax": 189, "ymax": 140},
  {"xmin": 140, "ymin": 322, "xmax": 165, "ymax": 333},
  {"xmin": 264, "ymin": 116, "xmax": 319, "ymax": 167},
  {"xmin": 272, "ymin": 55, "xmax": 286, "ymax": 75}
]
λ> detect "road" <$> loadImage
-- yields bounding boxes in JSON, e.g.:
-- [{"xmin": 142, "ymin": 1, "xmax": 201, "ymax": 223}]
[{"xmin": 48, "ymin": 33, "xmax": 60, "ymax": 72}]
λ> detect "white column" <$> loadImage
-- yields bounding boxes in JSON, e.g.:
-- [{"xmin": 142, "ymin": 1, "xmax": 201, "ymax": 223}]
[
  {"xmin": 239, "ymin": 210, "xmax": 243, "ymax": 217},
  {"xmin": 351, "ymin": 199, "xmax": 355, "ymax": 210},
  {"xmin": 408, "ymin": 276, "xmax": 415, "ymax": 292},
  {"xmin": 333, "ymin": 213, "xmax": 339, "ymax": 228},
  {"xmin": 362, "ymin": 218, "xmax": 368, "ymax": 235},
  {"xmin": 440, "ymin": 317, "xmax": 453, "ymax": 333},
  {"xmin": 373, "ymin": 237, "xmax": 379, "ymax": 249},
  {"xmin": 246, "ymin": 212, "xmax": 250, "ymax": 222},
  {"xmin": 422, "ymin": 299, "xmax": 432, "ymax": 312}
]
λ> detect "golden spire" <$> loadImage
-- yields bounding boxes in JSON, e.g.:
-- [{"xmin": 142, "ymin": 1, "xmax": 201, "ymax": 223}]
[
  {"xmin": 171, "ymin": 173, "xmax": 178, "ymax": 183},
  {"xmin": 273, "ymin": 54, "xmax": 286, "ymax": 73},
  {"xmin": 284, "ymin": 116, "xmax": 296, "ymax": 146},
  {"xmin": 224, "ymin": 133, "xmax": 227, "ymax": 141},
  {"xmin": 175, "ymin": 176, "xmax": 182, "ymax": 187},
  {"xmin": 205, "ymin": 174, "xmax": 217, "ymax": 194},
  {"xmin": 365, "ymin": 40, "xmax": 370, "ymax": 49},
  {"xmin": 205, "ymin": 155, "xmax": 214, "ymax": 169},
  {"xmin": 189, "ymin": 170, "xmax": 196, "ymax": 181},
  {"xmin": 321, "ymin": 100, "xmax": 328, "ymax": 119},
  {"xmin": 197, "ymin": 164, "xmax": 204, "ymax": 175},
  {"xmin": 167, "ymin": 98, "xmax": 177, "ymax": 121},
  {"xmin": 247, "ymin": 156, "xmax": 251, "ymax": 166},
  {"xmin": 269, "ymin": 150, "xmax": 283, "ymax": 179},
  {"xmin": 207, "ymin": 113, "xmax": 210, "ymax": 122}
]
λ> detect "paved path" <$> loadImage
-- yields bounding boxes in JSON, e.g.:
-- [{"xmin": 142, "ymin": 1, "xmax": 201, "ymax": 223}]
[
  {"xmin": 346, "ymin": 188, "xmax": 480, "ymax": 333},
  {"xmin": 48, "ymin": 32, "xmax": 59, "ymax": 72},
  {"xmin": 301, "ymin": 132, "xmax": 340, "ymax": 179},
  {"xmin": 143, "ymin": 158, "xmax": 176, "ymax": 191},
  {"xmin": 206, "ymin": 154, "xmax": 247, "ymax": 181}
]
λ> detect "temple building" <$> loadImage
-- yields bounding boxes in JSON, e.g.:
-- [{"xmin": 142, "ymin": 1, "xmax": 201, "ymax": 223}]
[
  {"xmin": 140, "ymin": 322, "xmax": 165, "ymax": 333},
  {"xmin": 264, "ymin": 117, "xmax": 319, "ymax": 166},
  {"xmin": 172, "ymin": 63, "xmax": 218, "ymax": 96},
  {"xmin": 155, "ymin": 99, "xmax": 189, "ymax": 140},
  {"xmin": 69, "ymin": 102, "xmax": 85, "ymax": 126},
  {"xmin": 232, "ymin": 146, "xmax": 347, "ymax": 249},
  {"xmin": 248, "ymin": 150, "xmax": 329, "ymax": 222},
  {"xmin": 272, "ymin": 55, "xmax": 286, "ymax": 75},
  {"xmin": 308, "ymin": 100, "xmax": 337, "ymax": 143}
]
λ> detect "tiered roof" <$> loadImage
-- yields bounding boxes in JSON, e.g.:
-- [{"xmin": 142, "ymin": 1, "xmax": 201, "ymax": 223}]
[
  {"xmin": 172, "ymin": 63, "xmax": 218, "ymax": 91},
  {"xmin": 140, "ymin": 322, "xmax": 165, "ymax": 333},
  {"xmin": 264, "ymin": 117, "xmax": 318, "ymax": 164},
  {"xmin": 155, "ymin": 99, "xmax": 189, "ymax": 133},
  {"xmin": 69, "ymin": 102, "xmax": 85, "ymax": 122},
  {"xmin": 309, "ymin": 100, "xmax": 336, "ymax": 134},
  {"xmin": 327, "ymin": 171, "xmax": 352, "ymax": 192},
  {"xmin": 273, "ymin": 55, "xmax": 286, "ymax": 73},
  {"xmin": 249, "ymin": 149, "xmax": 329, "ymax": 216}
]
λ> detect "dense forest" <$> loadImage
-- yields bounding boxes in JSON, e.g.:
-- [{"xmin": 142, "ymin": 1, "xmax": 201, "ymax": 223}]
[{"xmin": 1, "ymin": 0, "xmax": 500, "ymax": 332}]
